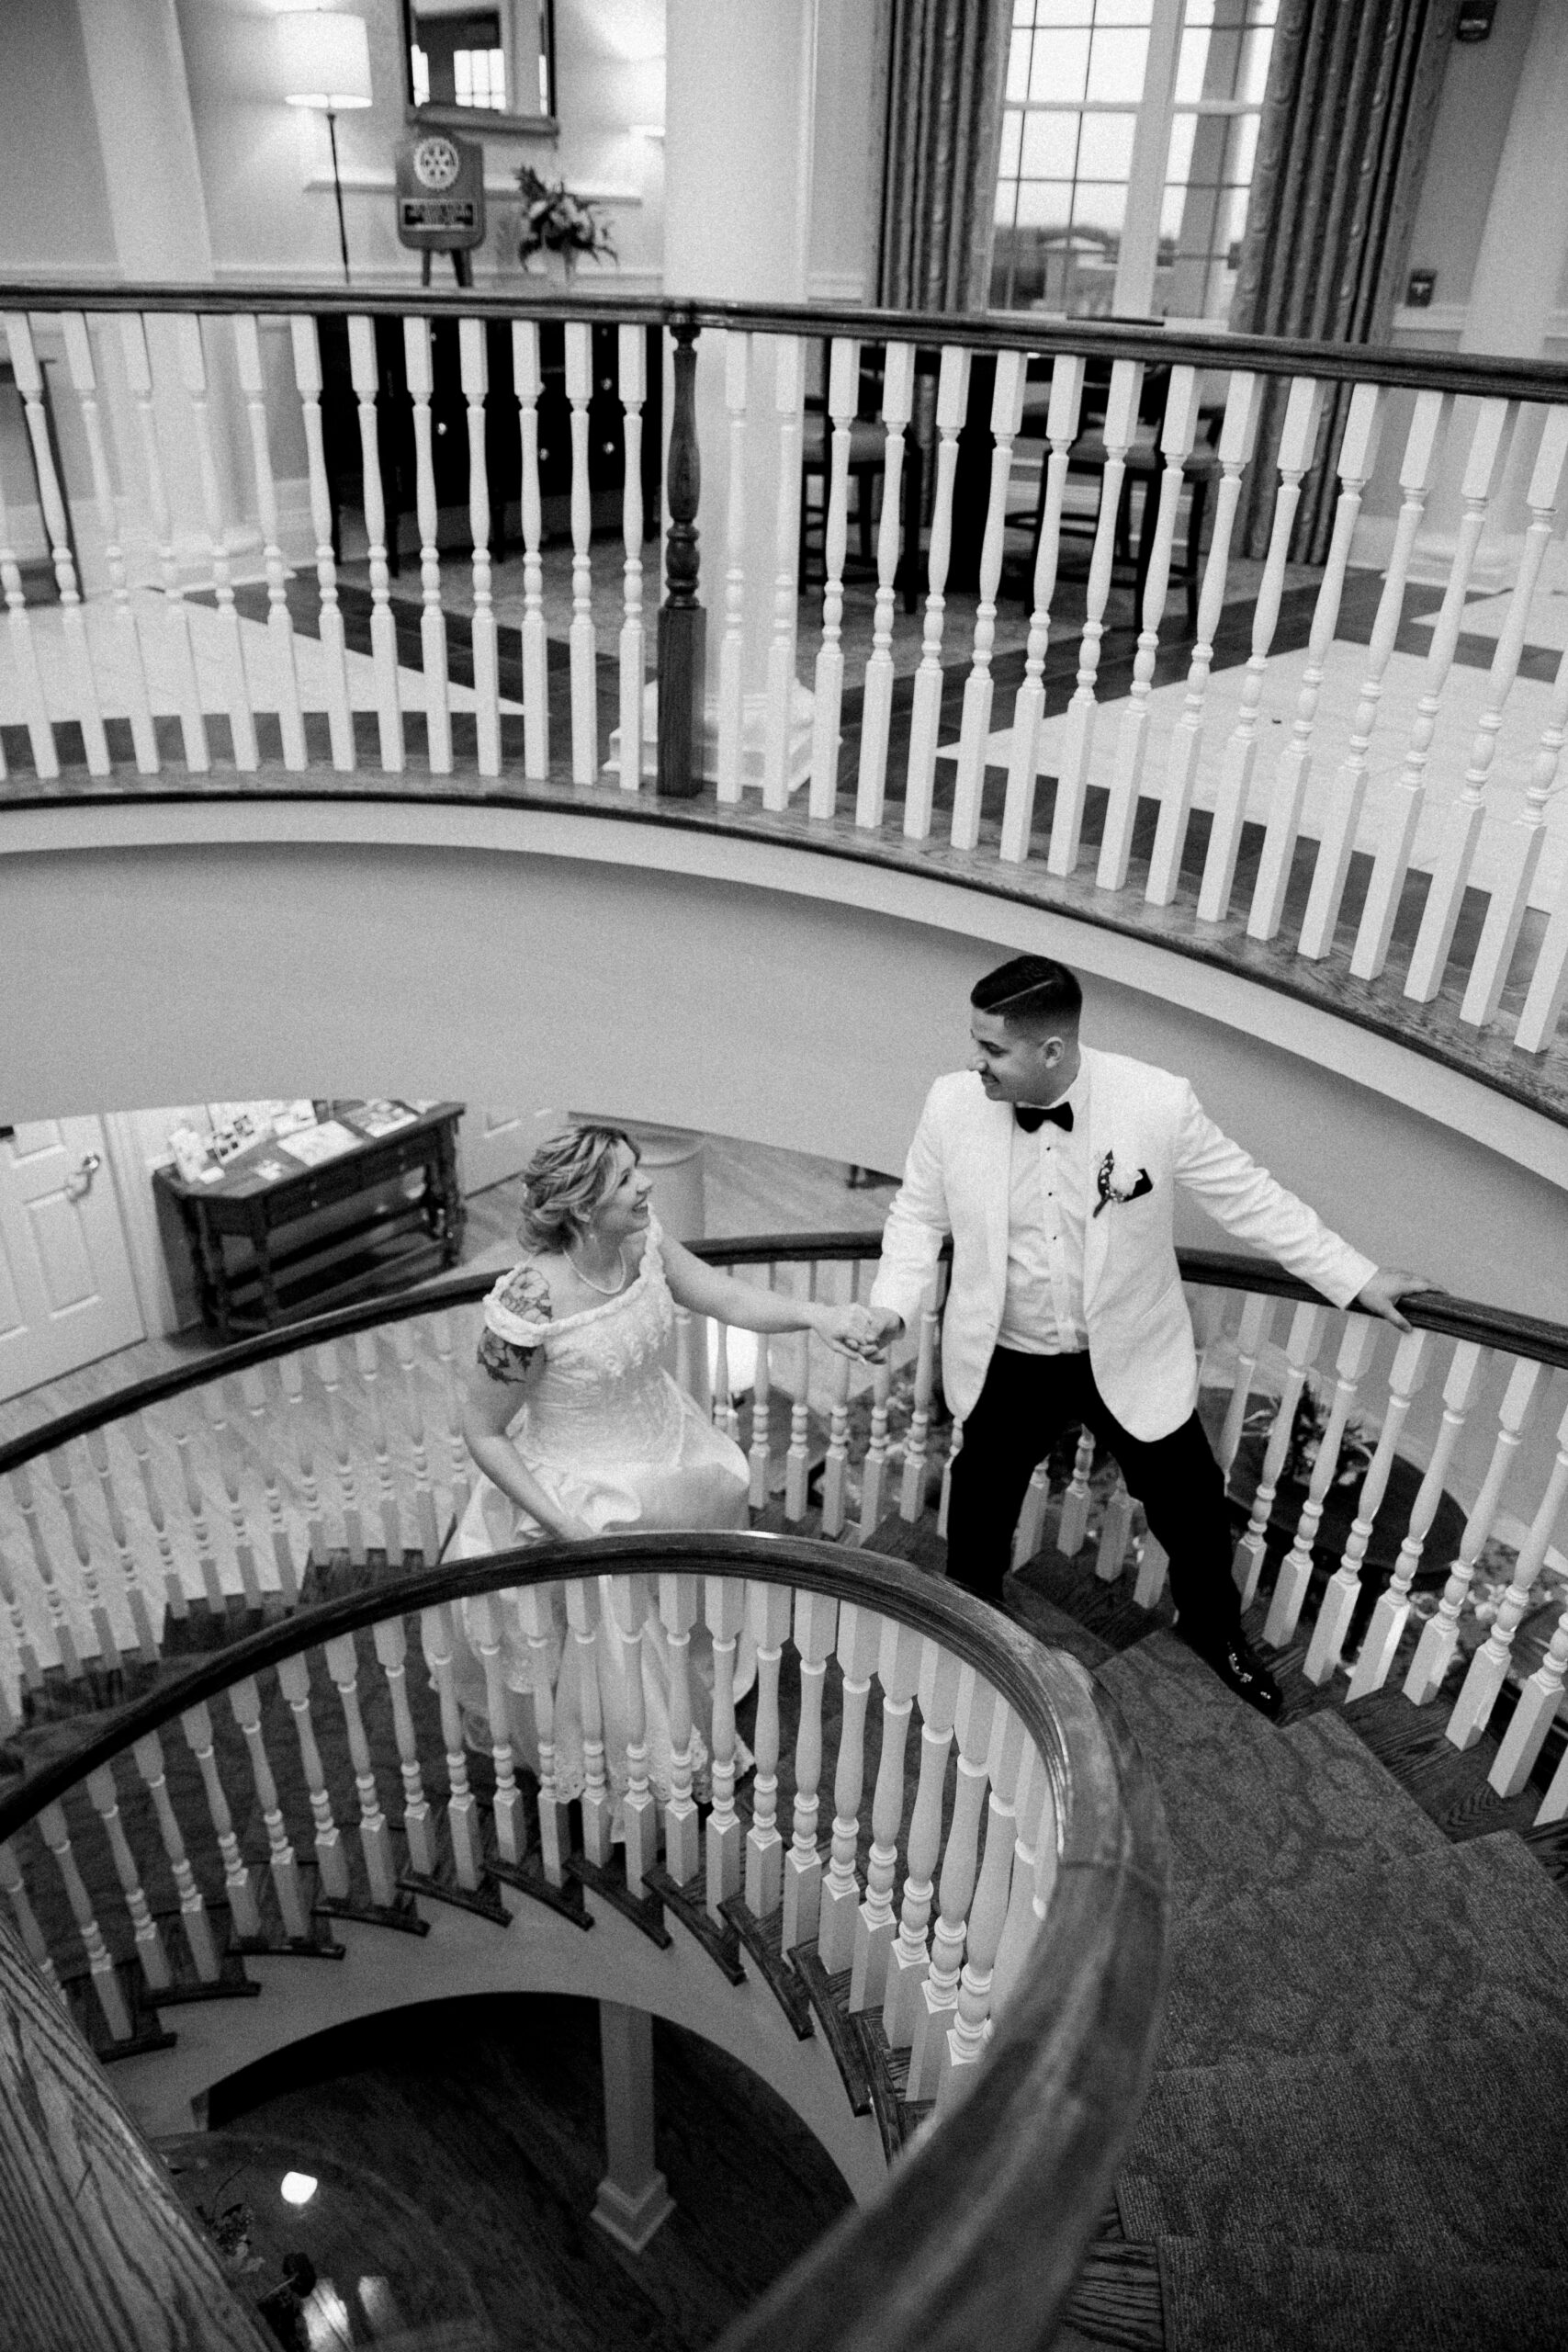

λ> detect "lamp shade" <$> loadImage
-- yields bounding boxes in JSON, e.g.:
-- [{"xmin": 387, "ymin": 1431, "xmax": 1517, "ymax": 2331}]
[{"xmin": 278, "ymin": 10, "xmax": 373, "ymax": 109}]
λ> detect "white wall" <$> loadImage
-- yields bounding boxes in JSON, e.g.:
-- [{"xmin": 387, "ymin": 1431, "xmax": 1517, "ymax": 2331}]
[{"xmin": 0, "ymin": 0, "xmax": 118, "ymax": 280}]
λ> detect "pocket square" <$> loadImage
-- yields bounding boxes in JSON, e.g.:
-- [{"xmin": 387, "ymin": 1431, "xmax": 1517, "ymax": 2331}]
[{"xmin": 1093, "ymin": 1149, "xmax": 1154, "ymax": 1217}]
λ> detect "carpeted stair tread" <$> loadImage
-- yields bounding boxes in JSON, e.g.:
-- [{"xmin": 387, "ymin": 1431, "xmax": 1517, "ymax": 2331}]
[
  {"xmin": 1156, "ymin": 1828, "xmax": 1568, "ymax": 2071},
  {"xmin": 1116, "ymin": 2030, "xmax": 1568, "ymax": 2267},
  {"xmin": 1093, "ymin": 1633, "xmax": 1445, "ymax": 1920},
  {"xmin": 1155, "ymin": 2235, "xmax": 1568, "ymax": 2352},
  {"xmin": 1001, "ymin": 1579, "xmax": 1118, "ymax": 1675}
]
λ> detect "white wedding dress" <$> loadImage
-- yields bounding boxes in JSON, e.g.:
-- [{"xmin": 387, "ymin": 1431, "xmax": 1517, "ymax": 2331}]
[{"xmin": 448, "ymin": 1216, "xmax": 756, "ymax": 1814}]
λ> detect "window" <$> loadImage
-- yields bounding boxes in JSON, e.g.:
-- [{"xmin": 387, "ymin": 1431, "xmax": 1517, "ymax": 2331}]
[
  {"xmin": 990, "ymin": 0, "xmax": 1277, "ymax": 322},
  {"xmin": 402, "ymin": 0, "xmax": 556, "ymax": 130}
]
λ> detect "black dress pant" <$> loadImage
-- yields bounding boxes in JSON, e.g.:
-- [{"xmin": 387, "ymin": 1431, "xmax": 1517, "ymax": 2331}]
[{"xmin": 945, "ymin": 1347, "xmax": 1241, "ymax": 1647}]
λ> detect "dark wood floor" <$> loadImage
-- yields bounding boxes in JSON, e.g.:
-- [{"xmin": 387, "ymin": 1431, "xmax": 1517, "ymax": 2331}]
[{"xmin": 198, "ymin": 1990, "xmax": 854, "ymax": 2352}]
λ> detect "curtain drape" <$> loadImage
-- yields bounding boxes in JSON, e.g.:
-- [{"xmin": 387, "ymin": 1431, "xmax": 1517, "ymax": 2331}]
[
  {"xmin": 875, "ymin": 0, "xmax": 1011, "ymax": 312},
  {"xmin": 1228, "ymin": 0, "xmax": 1461, "ymax": 562}
]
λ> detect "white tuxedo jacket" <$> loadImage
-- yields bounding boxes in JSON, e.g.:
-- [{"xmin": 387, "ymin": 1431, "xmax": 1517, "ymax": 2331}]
[{"xmin": 868, "ymin": 1049, "xmax": 1376, "ymax": 1442}]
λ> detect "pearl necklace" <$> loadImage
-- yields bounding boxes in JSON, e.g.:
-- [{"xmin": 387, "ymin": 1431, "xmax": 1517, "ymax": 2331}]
[{"xmin": 567, "ymin": 1242, "xmax": 628, "ymax": 1297}]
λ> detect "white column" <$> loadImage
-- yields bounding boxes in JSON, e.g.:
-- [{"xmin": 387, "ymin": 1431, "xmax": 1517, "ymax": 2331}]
[
  {"xmin": 592, "ymin": 2002, "xmax": 675, "ymax": 2255},
  {"xmin": 1412, "ymin": 5, "xmax": 1568, "ymax": 587},
  {"xmin": 663, "ymin": 0, "xmax": 818, "ymax": 788}
]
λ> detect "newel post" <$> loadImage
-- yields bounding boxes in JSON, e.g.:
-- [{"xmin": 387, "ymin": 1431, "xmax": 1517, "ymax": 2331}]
[{"xmin": 658, "ymin": 318, "xmax": 705, "ymax": 796}]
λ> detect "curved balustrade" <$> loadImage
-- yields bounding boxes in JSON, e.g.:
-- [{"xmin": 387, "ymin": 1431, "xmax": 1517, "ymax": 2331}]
[
  {"xmin": 0, "ymin": 1528, "xmax": 1168, "ymax": 2352},
  {"xmin": 3, "ymin": 289, "xmax": 1567, "ymax": 1102}
]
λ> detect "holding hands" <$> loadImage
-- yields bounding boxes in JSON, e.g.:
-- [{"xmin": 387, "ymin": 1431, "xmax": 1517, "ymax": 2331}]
[{"xmin": 814, "ymin": 1302, "xmax": 904, "ymax": 1361}]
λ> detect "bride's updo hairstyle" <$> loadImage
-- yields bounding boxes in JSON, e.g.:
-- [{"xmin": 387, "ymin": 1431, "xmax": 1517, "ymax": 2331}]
[{"xmin": 515, "ymin": 1124, "xmax": 639, "ymax": 1253}]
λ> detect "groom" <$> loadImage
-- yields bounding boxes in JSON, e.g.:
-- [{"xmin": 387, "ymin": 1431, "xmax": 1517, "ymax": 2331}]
[{"xmin": 852, "ymin": 956, "xmax": 1427, "ymax": 1718}]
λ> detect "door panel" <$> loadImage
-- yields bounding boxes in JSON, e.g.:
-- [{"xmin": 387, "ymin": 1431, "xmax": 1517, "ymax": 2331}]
[{"xmin": 0, "ymin": 1117, "xmax": 144, "ymax": 1403}]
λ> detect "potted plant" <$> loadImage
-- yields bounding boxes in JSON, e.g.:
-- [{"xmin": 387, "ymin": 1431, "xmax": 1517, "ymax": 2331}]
[{"xmin": 515, "ymin": 164, "xmax": 616, "ymax": 283}]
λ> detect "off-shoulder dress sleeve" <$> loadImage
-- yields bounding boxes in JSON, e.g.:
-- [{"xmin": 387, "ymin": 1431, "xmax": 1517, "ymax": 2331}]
[{"xmin": 475, "ymin": 1261, "xmax": 554, "ymax": 1385}]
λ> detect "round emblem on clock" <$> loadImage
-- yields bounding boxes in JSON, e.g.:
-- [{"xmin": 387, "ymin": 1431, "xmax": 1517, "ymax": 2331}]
[{"xmin": 412, "ymin": 136, "xmax": 462, "ymax": 192}]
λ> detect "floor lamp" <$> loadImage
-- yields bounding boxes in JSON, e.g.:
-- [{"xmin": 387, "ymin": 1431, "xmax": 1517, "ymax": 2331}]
[{"xmin": 278, "ymin": 10, "xmax": 374, "ymax": 285}]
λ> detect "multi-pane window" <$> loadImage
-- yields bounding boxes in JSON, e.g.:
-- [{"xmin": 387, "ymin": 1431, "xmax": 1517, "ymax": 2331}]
[
  {"xmin": 453, "ymin": 46, "xmax": 508, "ymax": 109},
  {"xmin": 990, "ymin": 0, "xmax": 1277, "ymax": 322}
]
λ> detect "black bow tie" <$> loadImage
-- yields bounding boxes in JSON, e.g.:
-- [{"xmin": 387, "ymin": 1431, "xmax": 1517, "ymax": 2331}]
[{"xmin": 1016, "ymin": 1102, "xmax": 1074, "ymax": 1135}]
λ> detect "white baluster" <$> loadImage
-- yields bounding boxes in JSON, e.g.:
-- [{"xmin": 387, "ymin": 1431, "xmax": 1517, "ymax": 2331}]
[
  {"xmin": 1133, "ymin": 1523, "xmax": 1170, "ymax": 1611},
  {"xmin": 1144, "ymin": 370, "xmax": 1261, "ymax": 904},
  {"xmin": 1516, "ymin": 872, "xmax": 1568, "ymax": 1052},
  {"xmin": 348, "ymin": 314, "xmax": 404, "ymax": 770},
  {"xmin": 61, "ymin": 311, "xmax": 156, "ymax": 773},
  {"xmin": 1095, "ymin": 1474, "xmax": 1133, "ymax": 1580},
  {"xmin": 904, "ymin": 342, "xmax": 973, "ymax": 842},
  {"xmin": 321, "ymin": 1631, "xmax": 397, "ymax": 1908},
  {"xmin": 1466, "ymin": 633, "xmax": 1568, "ymax": 1032},
  {"xmin": 1263, "ymin": 1315, "xmax": 1379, "ymax": 1647},
  {"xmin": 818, "ymin": 1601, "xmax": 881, "ymax": 1970},
  {"xmin": 762, "ymin": 334, "xmax": 807, "ymax": 812},
  {"xmin": 1012, "ymin": 1457, "xmax": 1051, "ymax": 1569},
  {"xmin": 1233, "ymin": 1303, "xmax": 1327, "ymax": 1610},
  {"xmin": 125, "ymin": 1408, "xmax": 187, "ymax": 1622},
  {"xmin": 513, "ymin": 319, "xmax": 548, "ymax": 778},
  {"xmin": 849, "ymin": 1616, "xmax": 924, "ymax": 2012},
  {"xmin": 705, "ymin": 1573, "xmax": 747, "ymax": 1917},
  {"xmin": 170, "ymin": 1398, "xmax": 228, "ymax": 1614},
  {"xmin": 289, "ymin": 314, "xmax": 355, "ymax": 770},
  {"xmin": 1404, "ymin": 1355, "xmax": 1544, "ymax": 1704},
  {"xmin": 858, "ymin": 1352, "xmax": 893, "ymax": 1539},
  {"xmin": 232, "ymin": 314, "xmax": 305, "ymax": 771},
  {"xmin": 276, "ymin": 1652, "xmax": 351, "ymax": 1902},
  {"xmin": 900, "ymin": 1283, "xmax": 940, "ymax": 1521},
  {"xmin": 565, "ymin": 318, "xmax": 597, "ymax": 781},
  {"xmin": 999, "ymin": 355, "xmax": 1086, "ymax": 865},
  {"xmin": 119, "ymin": 312, "xmax": 208, "ymax": 771},
  {"xmin": 182, "ymin": 1698, "xmax": 263, "ymax": 1940},
  {"xmin": 1348, "ymin": 1340, "xmax": 1485, "ymax": 1700},
  {"xmin": 616, "ymin": 322, "xmax": 647, "ymax": 790},
  {"xmin": 0, "ymin": 1837, "xmax": 61, "ymax": 1989},
  {"xmin": 1097, "ymin": 367, "xmax": 1201, "ymax": 889},
  {"xmin": 0, "ymin": 399, "xmax": 59, "ymax": 781},
  {"xmin": 1450, "ymin": 1395, "xmax": 1568, "ymax": 1758},
  {"xmin": 1499, "ymin": 1573, "xmax": 1568, "ymax": 1805},
  {"xmin": 781, "ymin": 1588, "xmax": 838, "ymax": 1951},
  {"xmin": 0, "ymin": 1533, "xmax": 43, "ymax": 1704},
  {"xmin": 5, "ymin": 311, "xmax": 108, "ymax": 775},
  {"xmin": 39, "ymin": 1802, "xmax": 132, "ymax": 2041},
  {"xmin": 1529, "ymin": 1655, "xmax": 1568, "ymax": 1823},
  {"xmin": 197, "ymin": 1381, "xmax": 263, "ymax": 1611},
  {"xmin": 277, "ymin": 1353, "xmax": 329, "ymax": 1570},
  {"xmin": 459, "ymin": 316, "xmax": 501, "ymax": 777},
  {"xmin": 942, "ymin": 1703, "xmax": 1025, "ymax": 2101},
  {"xmin": 907, "ymin": 1664, "xmax": 995, "ymax": 2101},
  {"xmin": 715, "ymin": 329, "xmax": 750, "ymax": 802},
  {"xmin": 993, "ymin": 1747, "xmax": 1051, "ymax": 2014},
  {"xmin": 748, "ymin": 1328, "xmax": 773, "ymax": 1509},
  {"xmin": 609, "ymin": 1574, "xmax": 657, "ymax": 1894},
  {"xmin": 314, "ymin": 1339, "xmax": 367, "ymax": 1564},
  {"xmin": 1056, "ymin": 1428, "xmax": 1096, "ymax": 1556},
  {"xmin": 353, "ymin": 1330, "xmax": 404, "ymax": 1565},
  {"xmin": 372, "ymin": 1614, "xmax": 438, "ymax": 1878},
  {"xmin": 854, "ymin": 340, "xmax": 915, "ymax": 830},
  {"xmin": 784, "ymin": 1328, "xmax": 811, "ymax": 1524},
  {"xmin": 673, "ymin": 1303, "xmax": 696, "ymax": 1400},
  {"xmin": 430, "ymin": 1310, "xmax": 474, "ymax": 1530},
  {"xmin": 712, "ymin": 1318, "xmax": 740, "ymax": 1443},
  {"xmin": 173, "ymin": 313, "xmax": 257, "ymax": 769},
  {"xmin": 1048, "ymin": 358, "xmax": 1145, "ymax": 876},
  {"xmin": 1215, "ymin": 1292, "xmax": 1275, "ymax": 1492},
  {"xmin": 937, "ymin": 1410, "xmax": 962, "ymax": 1539},
  {"xmin": 86, "ymin": 1759, "xmax": 171, "ymax": 1994},
  {"xmin": 11, "ymin": 1462, "xmax": 82, "ymax": 1678},
  {"xmin": 1248, "ymin": 381, "xmax": 1383, "ymax": 939},
  {"xmin": 237, "ymin": 1365, "xmax": 300, "ymax": 1606},
  {"xmin": 132, "ymin": 1728, "xmax": 220, "ymax": 1983},
  {"xmin": 568, "ymin": 1577, "xmax": 614, "ymax": 1866},
  {"xmin": 471, "ymin": 1589, "xmax": 526, "ymax": 1865},
  {"xmin": 809, "ymin": 334, "xmax": 861, "ymax": 819},
  {"xmin": 404, "ymin": 315, "xmax": 452, "ymax": 773},
  {"xmin": 1303, "ymin": 1328, "xmax": 1428, "ymax": 1685},
  {"xmin": 1409, "ymin": 406, "xmax": 1568, "ymax": 1001},
  {"xmin": 391, "ymin": 1320, "xmax": 443, "ymax": 1564},
  {"xmin": 230, "ymin": 1672, "xmax": 310, "ymax": 1939},
  {"xmin": 883, "ymin": 1638, "xmax": 961, "ymax": 2050},
  {"xmin": 744, "ymin": 1579, "xmax": 792, "ymax": 1917},
  {"xmin": 1298, "ymin": 390, "xmax": 1446, "ymax": 958},
  {"xmin": 659, "ymin": 1571, "xmax": 702, "ymax": 1886},
  {"xmin": 47, "ymin": 1442, "xmax": 118, "ymax": 1668},
  {"xmin": 421, "ymin": 1601, "xmax": 483, "ymax": 1890},
  {"xmin": 1198, "ymin": 376, "xmax": 1325, "ymax": 923},
  {"xmin": 1353, "ymin": 398, "xmax": 1511, "ymax": 979},
  {"xmin": 951, "ymin": 349, "xmax": 1027, "ymax": 852},
  {"xmin": 821, "ymin": 1343, "xmax": 852, "ymax": 1539}
]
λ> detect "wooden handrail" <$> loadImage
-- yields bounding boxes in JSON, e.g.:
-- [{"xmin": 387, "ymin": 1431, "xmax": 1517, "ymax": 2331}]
[
  {"xmin": 0, "ymin": 1529, "xmax": 1168, "ymax": 2352},
  {"xmin": 3, "ymin": 1235, "xmax": 1562, "ymax": 1486},
  {"xmin": 5, "ymin": 280, "xmax": 1568, "ymax": 403}
]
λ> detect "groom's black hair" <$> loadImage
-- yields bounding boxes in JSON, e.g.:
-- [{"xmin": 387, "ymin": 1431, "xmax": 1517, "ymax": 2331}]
[{"xmin": 971, "ymin": 954, "xmax": 1082, "ymax": 1033}]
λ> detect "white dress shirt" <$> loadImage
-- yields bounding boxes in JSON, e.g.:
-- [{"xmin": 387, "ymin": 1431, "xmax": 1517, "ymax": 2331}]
[{"xmin": 996, "ymin": 1064, "xmax": 1091, "ymax": 1355}]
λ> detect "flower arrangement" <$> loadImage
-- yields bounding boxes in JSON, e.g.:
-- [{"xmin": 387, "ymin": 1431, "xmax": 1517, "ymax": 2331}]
[{"xmin": 515, "ymin": 164, "xmax": 616, "ymax": 270}]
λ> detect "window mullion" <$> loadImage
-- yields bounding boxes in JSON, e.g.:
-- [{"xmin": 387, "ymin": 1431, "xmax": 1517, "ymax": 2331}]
[{"xmin": 1112, "ymin": 0, "xmax": 1185, "ymax": 317}]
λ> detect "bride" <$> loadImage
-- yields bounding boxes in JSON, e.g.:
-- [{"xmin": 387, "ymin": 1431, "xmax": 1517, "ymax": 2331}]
[{"xmin": 449, "ymin": 1123, "xmax": 863, "ymax": 1813}]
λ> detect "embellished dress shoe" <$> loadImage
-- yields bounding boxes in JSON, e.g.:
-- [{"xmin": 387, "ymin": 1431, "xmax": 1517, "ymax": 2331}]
[{"xmin": 1183, "ymin": 1629, "xmax": 1283, "ymax": 1721}]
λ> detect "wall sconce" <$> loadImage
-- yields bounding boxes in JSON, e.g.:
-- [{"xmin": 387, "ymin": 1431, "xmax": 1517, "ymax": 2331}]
[{"xmin": 279, "ymin": 9, "xmax": 374, "ymax": 285}]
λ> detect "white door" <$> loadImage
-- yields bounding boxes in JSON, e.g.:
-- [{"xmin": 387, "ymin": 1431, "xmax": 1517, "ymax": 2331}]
[
  {"xmin": 458, "ymin": 1107, "xmax": 539, "ymax": 1195},
  {"xmin": 0, "ymin": 1118, "xmax": 145, "ymax": 1404}
]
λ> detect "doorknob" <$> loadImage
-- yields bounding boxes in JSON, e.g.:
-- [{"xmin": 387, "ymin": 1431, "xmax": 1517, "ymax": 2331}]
[{"xmin": 66, "ymin": 1151, "xmax": 101, "ymax": 1200}]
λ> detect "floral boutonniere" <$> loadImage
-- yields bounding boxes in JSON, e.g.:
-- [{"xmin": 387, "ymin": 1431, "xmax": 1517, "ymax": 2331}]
[{"xmin": 1093, "ymin": 1149, "xmax": 1154, "ymax": 1218}]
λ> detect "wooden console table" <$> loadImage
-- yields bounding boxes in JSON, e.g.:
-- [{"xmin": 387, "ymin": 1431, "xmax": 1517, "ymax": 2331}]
[{"xmin": 155, "ymin": 1103, "xmax": 466, "ymax": 1340}]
